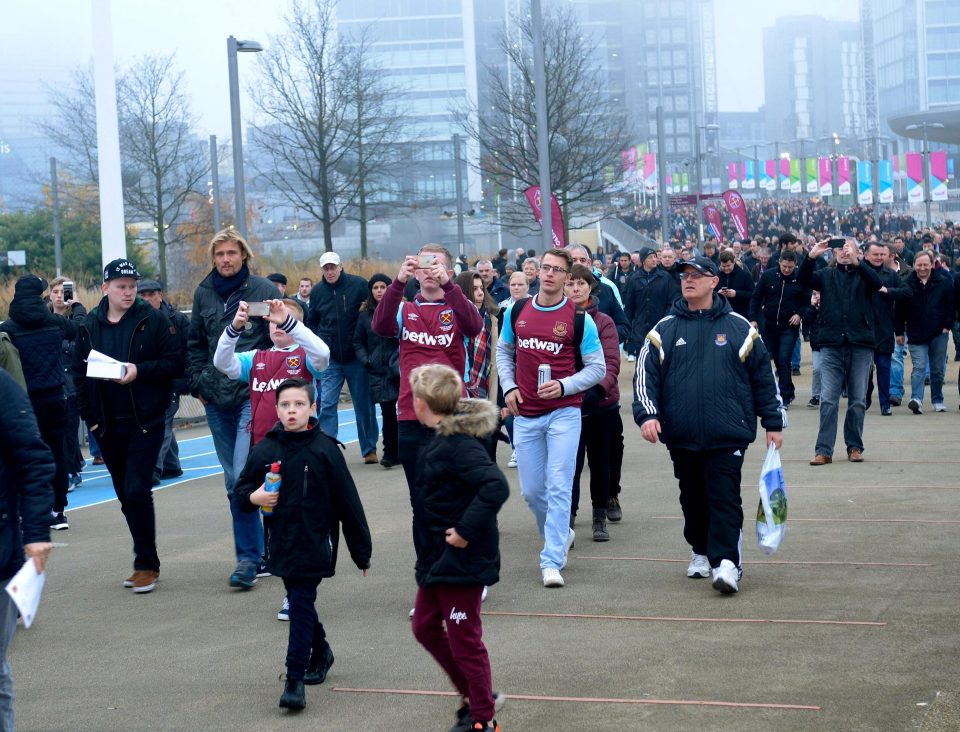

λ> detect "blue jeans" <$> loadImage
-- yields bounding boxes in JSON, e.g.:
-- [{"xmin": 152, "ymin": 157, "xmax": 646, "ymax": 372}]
[
  {"xmin": 205, "ymin": 401, "xmax": 262, "ymax": 564},
  {"xmin": 514, "ymin": 407, "xmax": 581, "ymax": 570},
  {"xmin": 816, "ymin": 346, "xmax": 873, "ymax": 458},
  {"xmin": 791, "ymin": 338, "xmax": 801, "ymax": 370},
  {"xmin": 908, "ymin": 333, "xmax": 949, "ymax": 405},
  {"xmin": 0, "ymin": 586, "xmax": 17, "ymax": 731},
  {"xmin": 155, "ymin": 395, "xmax": 181, "ymax": 474},
  {"xmin": 811, "ymin": 350, "xmax": 822, "ymax": 399},
  {"xmin": 890, "ymin": 340, "xmax": 906, "ymax": 399},
  {"xmin": 318, "ymin": 359, "xmax": 378, "ymax": 457},
  {"xmin": 872, "ymin": 353, "xmax": 892, "ymax": 410}
]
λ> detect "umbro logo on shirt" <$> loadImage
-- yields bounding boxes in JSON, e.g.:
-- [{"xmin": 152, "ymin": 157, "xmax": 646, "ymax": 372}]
[
  {"xmin": 407, "ymin": 312, "xmax": 419, "ymax": 321},
  {"xmin": 675, "ymin": 337, "xmax": 687, "ymax": 346}
]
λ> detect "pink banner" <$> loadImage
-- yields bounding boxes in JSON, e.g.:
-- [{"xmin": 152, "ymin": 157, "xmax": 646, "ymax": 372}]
[
  {"xmin": 622, "ymin": 148, "xmax": 635, "ymax": 173},
  {"xmin": 643, "ymin": 153, "xmax": 657, "ymax": 195},
  {"xmin": 818, "ymin": 157, "xmax": 833, "ymax": 196},
  {"xmin": 931, "ymin": 151, "xmax": 948, "ymax": 201},
  {"xmin": 721, "ymin": 190, "xmax": 749, "ymax": 240},
  {"xmin": 779, "ymin": 158, "xmax": 790, "ymax": 190},
  {"xmin": 524, "ymin": 186, "xmax": 566, "ymax": 248},
  {"xmin": 837, "ymin": 156, "xmax": 851, "ymax": 195},
  {"xmin": 727, "ymin": 162, "xmax": 739, "ymax": 189},
  {"xmin": 703, "ymin": 204, "xmax": 724, "ymax": 242},
  {"xmin": 906, "ymin": 153, "xmax": 924, "ymax": 203},
  {"xmin": 764, "ymin": 159, "xmax": 776, "ymax": 190}
]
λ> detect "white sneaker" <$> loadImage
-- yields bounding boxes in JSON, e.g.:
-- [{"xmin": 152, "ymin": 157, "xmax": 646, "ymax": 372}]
[
  {"xmin": 561, "ymin": 528, "xmax": 575, "ymax": 568},
  {"xmin": 408, "ymin": 607, "xmax": 416, "ymax": 619},
  {"xmin": 711, "ymin": 559, "xmax": 740, "ymax": 594},
  {"xmin": 934, "ymin": 403, "xmax": 946, "ymax": 412},
  {"xmin": 687, "ymin": 551, "xmax": 711, "ymax": 578},
  {"xmin": 626, "ymin": 353, "xmax": 636, "ymax": 362},
  {"xmin": 277, "ymin": 596, "xmax": 290, "ymax": 621},
  {"xmin": 481, "ymin": 585, "xmax": 488, "ymax": 603},
  {"xmin": 542, "ymin": 568, "xmax": 564, "ymax": 587},
  {"xmin": 507, "ymin": 450, "xmax": 517, "ymax": 468},
  {"xmin": 908, "ymin": 398, "xmax": 923, "ymax": 414}
]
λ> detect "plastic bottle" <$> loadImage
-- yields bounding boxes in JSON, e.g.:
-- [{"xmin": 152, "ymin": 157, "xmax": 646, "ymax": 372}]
[{"xmin": 261, "ymin": 462, "xmax": 281, "ymax": 516}]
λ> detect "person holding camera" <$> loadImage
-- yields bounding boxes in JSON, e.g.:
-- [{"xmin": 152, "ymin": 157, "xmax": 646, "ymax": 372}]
[{"xmin": 49, "ymin": 277, "xmax": 88, "ymax": 493}]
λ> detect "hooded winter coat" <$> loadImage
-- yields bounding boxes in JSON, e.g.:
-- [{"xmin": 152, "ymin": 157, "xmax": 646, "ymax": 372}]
[
  {"xmin": 414, "ymin": 399, "xmax": 509, "ymax": 588},
  {"xmin": 353, "ymin": 308, "xmax": 400, "ymax": 404}
]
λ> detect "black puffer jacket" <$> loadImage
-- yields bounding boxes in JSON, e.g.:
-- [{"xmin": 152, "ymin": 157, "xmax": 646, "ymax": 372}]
[
  {"xmin": 624, "ymin": 267, "xmax": 679, "ymax": 346},
  {"xmin": 798, "ymin": 256, "xmax": 883, "ymax": 349},
  {"xmin": 306, "ymin": 272, "xmax": 368, "ymax": 363},
  {"xmin": 161, "ymin": 301, "xmax": 191, "ymax": 395},
  {"xmin": 715, "ymin": 264, "xmax": 755, "ymax": 318},
  {"xmin": 235, "ymin": 420, "xmax": 372, "ymax": 580},
  {"xmin": 414, "ymin": 399, "xmax": 509, "ymax": 588},
  {"xmin": 896, "ymin": 269, "xmax": 955, "ymax": 345},
  {"xmin": 748, "ymin": 267, "xmax": 809, "ymax": 331},
  {"xmin": 187, "ymin": 269, "xmax": 276, "ymax": 410},
  {"xmin": 0, "ymin": 369, "xmax": 54, "ymax": 581},
  {"xmin": 353, "ymin": 308, "xmax": 399, "ymax": 404},
  {"xmin": 72, "ymin": 298, "xmax": 184, "ymax": 435},
  {"xmin": 868, "ymin": 264, "xmax": 908, "ymax": 354},
  {"xmin": 51, "ymin": 301, "xmax": 87, "ymax": 397},
  {"xmin": 633, "ymin": 294, "xmax": 784, "ymax": 451},
  {"xmin": 0, "ymin": 275, "xmax": 77, "ymax": 398}
]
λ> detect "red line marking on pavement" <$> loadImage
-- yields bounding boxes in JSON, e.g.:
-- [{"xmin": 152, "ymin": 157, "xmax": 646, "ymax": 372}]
[
  {"xmin": 788, "ymin": 485, "xmax": 958, "ymax": 490},
  {"xmin": 332, "ymin": 687, "xmax": 822, "ymax": 711},
  {"xmin": 650, "ymin": 515, "xmax": 960, "ymax": 525},
  {"xmin": 783, "ymin": 458, "xmax": 960, "ymax": 465},
  {"xmin": 481, "ymin": 610, "xmax": 885, "ymax": 627},
  {"xmin": 577, "ymin": 555, "xmax": 931, "ymax": 568}
]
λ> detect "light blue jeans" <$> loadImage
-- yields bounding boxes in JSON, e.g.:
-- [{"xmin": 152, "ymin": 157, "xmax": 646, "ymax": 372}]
[
  {"xmin": 811, "ymin": 350, "xmax": 822, "ymax": 399},
  {"xmin": 890, "ymin": 339, "xmax": 906, "ymax": 400},
  {"xmin": 0, "ymin": 586, "xmax": 17, "ymax": 731},
  {"xmin": 816, "ymin": 346, "xmax": 873, "ymax": 458},
  {"xmin": 318, "ymin": 359, "xmax": 378, "ymax": 457},
  {"xmin": 908, "ymin": 333, "xmax": 949, "ymax": 406},
  {"xmin": 514, "ymin": 407, "xmax": 581, "ymax": 570},
  {"xmin": 205, "ymin": 401, "xmax": 262, "ymax": 564}
]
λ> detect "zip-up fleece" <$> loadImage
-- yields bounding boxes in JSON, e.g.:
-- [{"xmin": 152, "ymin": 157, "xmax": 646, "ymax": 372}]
[
  {"xmin": 235, "ymin": 418, "xmax": 372, "ymax": 580},
  {"xmin": 72, "ymin": 297, "xmax": 184, "ymax": 436}
]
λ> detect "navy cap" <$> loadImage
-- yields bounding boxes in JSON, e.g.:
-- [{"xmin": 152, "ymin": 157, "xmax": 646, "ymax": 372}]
[
  {"xmin": 266, "ymin": 272, "xmax": 288, "ymax": 285},
  {"xmin": 137, "ymin": 279, "xmax": 163, "ymax": 293},
  {"xmin": 679, "ymin": 256, "xmax": 719, "ymax": 277},
  {"xmin": 103, "ymin": 258, "xmax": 141, "ymax": 282}
]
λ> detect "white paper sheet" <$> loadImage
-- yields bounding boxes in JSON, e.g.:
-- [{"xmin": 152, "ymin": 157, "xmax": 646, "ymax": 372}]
[{"xmin": 6, "ymin": 560, "xmax": 45, "ymax": 628}]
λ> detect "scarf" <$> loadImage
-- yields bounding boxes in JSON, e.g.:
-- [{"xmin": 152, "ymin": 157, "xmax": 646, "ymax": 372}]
[{"xmin": 211, "ymin": 265, "xmax": 250, "ymax": 302}]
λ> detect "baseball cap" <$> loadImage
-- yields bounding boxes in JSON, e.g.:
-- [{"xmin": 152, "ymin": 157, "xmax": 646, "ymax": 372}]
[
  {"xmin": 137, "ymin": 279, "xmax": 163, "ymax": 293},
  {"xmin": 103, "ymin": 258, "xmax": 141, "ymax": 282},
  {"xmin": 318, "ymin": 252, "xmax": 341, "ymax": 267},
  {"xmin": 678, "ymin": 256, "xmax": 719, "ymax": 277}
]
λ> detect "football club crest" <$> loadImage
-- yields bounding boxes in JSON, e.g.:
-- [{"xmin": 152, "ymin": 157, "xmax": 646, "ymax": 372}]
[
  {"xmin": 285, "ymin": 355, "xmax": 302, "ymax": 370},
  {"xmin": 715, "ymin": 333, "xmax": 727, "ymax": 347},
  {"xmin": 553, "ymin": 321, "xmax": 568, "ymax": 339},
  {"xmin": 438, "ymin": 308, "xmax": 454, "ymax": 330}
]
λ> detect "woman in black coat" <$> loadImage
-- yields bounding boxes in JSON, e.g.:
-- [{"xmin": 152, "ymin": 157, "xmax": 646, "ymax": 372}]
[{"xmin": 353, "ymin": 274, "xmax": 400, "ymax": 468}]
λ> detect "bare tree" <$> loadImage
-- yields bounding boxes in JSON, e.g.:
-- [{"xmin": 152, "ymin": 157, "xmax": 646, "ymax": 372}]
[
  {"xmin": 249, "ymin": 0, "xmax": 408, "ymax": 254},
  {"xmin": 118, "ymin": 55, "xmax": 208, "ymax": 287},
  {"xmin": 459, "ymin": 6, "xmax": 632, "ymax": 234}
]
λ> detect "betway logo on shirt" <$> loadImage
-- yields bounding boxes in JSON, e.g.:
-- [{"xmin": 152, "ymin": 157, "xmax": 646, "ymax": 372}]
[
  {"xmin": 517, "ymin": 336, "xmax": 563, "ymax": 354},
  {"xmin": 252, "ymin": 376, "xmax": 287, "ymax": 393},
  {"xmin": 402, "ymin": 330, "xmax": 454, "ymax": 347}
]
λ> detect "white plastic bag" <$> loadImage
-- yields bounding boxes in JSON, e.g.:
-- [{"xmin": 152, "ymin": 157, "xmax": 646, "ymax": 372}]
[{"xmin": 756, "ymin": 443, "xmax": 787, "ymax": 555}]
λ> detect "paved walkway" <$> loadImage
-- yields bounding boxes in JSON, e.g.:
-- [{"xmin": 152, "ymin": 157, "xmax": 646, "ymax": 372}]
[{"xmin": 10, "ymin": 359, "xmax": 960, "ymax": 731}]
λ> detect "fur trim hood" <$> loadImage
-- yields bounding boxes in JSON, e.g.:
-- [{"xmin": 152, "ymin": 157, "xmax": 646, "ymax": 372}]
[{"xmin": 436, "ymin": 398, "xmax": 499, "ymax": 439}]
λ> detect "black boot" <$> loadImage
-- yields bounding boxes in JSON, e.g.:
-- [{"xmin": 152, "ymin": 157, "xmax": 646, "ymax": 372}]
[
  {"xmin": 279, "ymin": 678, "xmax": 306, "ymax": 710},
  {"xmin": 592, "ymin": 508, "xmax": 609, "ymax": 542},
  {"xmin": 304, "ymin": 641, "xmax": 335, "ymax": 685}
]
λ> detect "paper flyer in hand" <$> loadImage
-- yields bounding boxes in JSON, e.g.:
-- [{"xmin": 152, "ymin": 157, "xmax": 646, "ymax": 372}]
[
  {"xmin": 6, "ymin": 560, "xmax": 46, "ymax": 628},
  {"xmin": 86, "ymin": 349, "xmax": 127, "ymax": 380}
]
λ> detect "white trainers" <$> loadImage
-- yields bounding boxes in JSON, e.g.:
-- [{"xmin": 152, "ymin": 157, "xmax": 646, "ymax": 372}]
[
  {"xmin": 481, "ymin": 585, "xmax": 488, "ymax": 602},
  {"xmin": 408, "ymin": 607, "xmax": 416, "ymax": 619},
  {"xmin": 277, "ymin": 596, "xmax": 290, "ymax": 621},
  {"xmin": 507, "ymin": 450, "xmax": 517, "ymax": 468},
  {"xmin": 687, "ymin": 551, "xmax": 711, "ymax": 578},
  {"xmin": 542, "ymin": 568, "xmax": 564, "ymax": 587},
  {"xmin": 711, "ymin": 559, "xmax": 740, "ymax": 594},
  {"xmin": 908, "ymin": 398, "xmax": 923, "ymax": 414},
  {"xmin": 561, "ymin": 528, "xmax": 575, "ymax": 568},
  {"xmin": 933, "ymin": 403, "xmax": 946, "ymax": 412},
  {"xmin": 626, "ymin": 353, "xmax": 636, "ymax": 362}
]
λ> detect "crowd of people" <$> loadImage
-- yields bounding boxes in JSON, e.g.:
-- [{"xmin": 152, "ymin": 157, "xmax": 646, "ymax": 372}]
[{"xmin": 0, "ymin": 220, "xmax": 958, "ymax": 730}]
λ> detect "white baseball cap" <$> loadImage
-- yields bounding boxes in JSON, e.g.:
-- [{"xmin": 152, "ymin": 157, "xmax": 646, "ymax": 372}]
[{"xmin": 318, "ymin": 251, "xmax": 342, "ymax": 267}]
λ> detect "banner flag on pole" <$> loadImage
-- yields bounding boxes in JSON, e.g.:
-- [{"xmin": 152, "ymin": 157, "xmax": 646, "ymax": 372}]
[
  {"xmin": 523, "ymin": 186, "xmax": 566, "ymax": 248},
  {"xmin": 857, "ymin": 160, "xmax": 873, "ymax": 205},
  {"xmin": 930, "ymin": 151, "xmax": 948, "ymax": 202},
  {"xmin": 681, "ymin": 173, "xmax": 689, "ymax": 192},
  {"xmin": 728, "ymin": 162, "xmax": 739, "ymax": 189},
  {"xmin": 837, "ymin": 156, "xmax": 851, "ymax": 195},
  {"xmin": 789, "ymin": 159, "xmax": 801, "ymax": 193},
  {"xmin": 878, "ymin": 159, "xmax": 894, "ymax": 203},
  {"xmin": 703, "ymin": 204, "xmax": 724, "ymax": 242},
  {"xmin": 743, "ymin": 160, "xmax": 756, "ymax": 190},
  {"xmin": 805, "ymin": 158, "xmax": 818, "ymax": 193},
  {"xmin": 721, "ymin": 190, "xmax": 749, "ymax": 240},
  {"xmin": 779, "ymin": 158, "xmax": 790, "ymax": 190},
  {"xmin": 906, "ymin": 153, "xmax": 924, "ymax": 203},
  {"xmin": 818, "ymin": 157, "xmax": 833, "ymax": 196},
  {"xmin": 760, "ymin": 161, "xmax": 772, "ymax": 191}
]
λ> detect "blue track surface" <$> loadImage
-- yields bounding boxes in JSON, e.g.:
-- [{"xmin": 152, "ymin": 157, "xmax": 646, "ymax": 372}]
[{"xmin": 67, "ymin": 407, "xmax": 371, "ymax": 511}]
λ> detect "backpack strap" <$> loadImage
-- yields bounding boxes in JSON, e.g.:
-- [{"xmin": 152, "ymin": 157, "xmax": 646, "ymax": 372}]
[
  {"xmin": 573, "ymin": 306, "xmax": 585, "ymax": 372},
  {"xmin": 509, "ymin": 297, "xmax": 531, "ymax": 356}
]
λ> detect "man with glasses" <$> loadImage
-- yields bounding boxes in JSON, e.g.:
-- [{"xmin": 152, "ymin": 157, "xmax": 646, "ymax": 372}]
[
  {"xmin": 633, "ymin": 256, "xmax": 784, "ymax": 595},
  {"xmin": 497, "ymin": 248, "xmax": 605, "ymax": 589}
]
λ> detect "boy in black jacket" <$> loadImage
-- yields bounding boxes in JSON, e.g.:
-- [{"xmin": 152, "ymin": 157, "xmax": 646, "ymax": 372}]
[
  {"xmin": 409, "ymin": 365, "xmax": 508, "ymax": 732},
  {"xmin": 236, "ymin": 378, "xmax": 371, "ymax": 712}
]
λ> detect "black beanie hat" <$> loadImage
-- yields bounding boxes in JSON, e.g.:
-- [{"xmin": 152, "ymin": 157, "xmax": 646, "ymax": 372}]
[
  {"xmin": 368, "ymin": 273, "xmax": 392, "ymax": 293},
  {"xmin": 14, "ymin": 274, "xmax": 48, "ymax": 298}
]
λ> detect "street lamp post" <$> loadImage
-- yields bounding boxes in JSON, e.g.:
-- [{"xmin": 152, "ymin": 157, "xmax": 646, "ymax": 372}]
[
  {"xmin": 530, "ymin": 0, "xmax": 553, "ymax": 252},
  {"xmin": 452, "ymin": 133, "xmax": 465, "ymax": 258},
  {"xmin": 227, "ymin": 35, "xmax": 263, "ymax": 239},
  {"xmin": 209, "ymin": 135, "xmax": 221, "ymax": 232},
  {"xmin": 906, "ymin": 122, "xmax": 945, "ymax": 228},
  {"xmin": 695, "ymin": 123, "xmax": 719, "ymax": 244}
]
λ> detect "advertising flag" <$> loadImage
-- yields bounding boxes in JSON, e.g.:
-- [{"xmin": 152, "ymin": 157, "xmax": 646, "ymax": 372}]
[
  {"xmin": 728, "ymin": 162, "xmax": 739, "ymax": 189},
  {"xmin": 743, "ymin": 160, "xmax": 756, "ymax": 190},
  {"xmin": 818, "ymin": 157, "xmax": 833, "ymax": 196},
  {"xmin": 759, "ymin": 161, "xmax": 771, "ymax": 191},
  {"xmin": 805, "ymin": 158, "xmax": 818, "ymax": 193},
  {"xmin": 643, "ymin": 153, "xmax": 658, "ymax": 195},
  {"xmin": 878, "ymin": 159, "xmax": 894, "ymax": 203},
  {"xmin": 930, "ymin": 151, "xmax": 948, "ymax": 202},
  {"xmin": 789, "ymin": 159, "xmax": 801, "ymax": 193},
  {"xmin": 779, "ymin": 158, "xmax": 790, "ymax": 191},
  {"xmin": 837, "ymin": 156, "xmax": 851, "ymax": 195},
  {"xmin": 722, "ymin": 190, "xmax": 749, "ymax": 240},
  {"xmin": 703, "ymin": 204, "xmax": 724, "ymax": 242},
  {"xmin": 857, "ymin": 160, "xmax": 873, "ymax": 205},
  {"xmin": 681, "ymin": 173, "xmax": 689, "ymax": 193},
  {"xmin": 906, "ymin": 152, "xmax": 924, "ymax": 203},
  {"xmin": 523, "ymin": 186, "xmax": 566, "ymax": 248}
]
